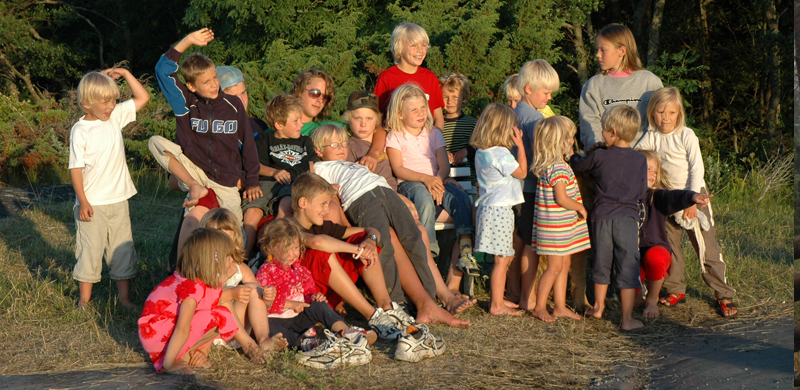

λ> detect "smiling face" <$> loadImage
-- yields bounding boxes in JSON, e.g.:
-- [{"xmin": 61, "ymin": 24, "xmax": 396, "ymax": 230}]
[
  {"xmin": 270, "ymin": 238, "xmax": 302, "ymax": 267},
  {"xmin": 442, "ymin": 87, "xmax": 463, "ymax": 118},
  {"xmin": 297, "ymin": 193, "xmax": 332, "ymax": 227},
  {"xmin": 596, "ymin": 37, "xmax": 626, "ymax": 73},
  {"xmin": 83, "ymin": 99, "xmax": 117, "ymax": 121},
  {"xmin": 646, "ymin": 157, "xmax": 658, "ymax": 188},
  {"xmin": 187, "ymin": 68, "xmax": 220, "ymax": 99},
  {"xmin": 315, "ymin": 133, "xmax": 349, "ymax": 162},
  {"xmin": 399, "ymin": 96, "xmax": 428, "ymax": 134},
  {"xmin": 224, "ymin": 81, "xmax": 249, "ymax": 111},
  {"xmin": 398, "ymin": 38, "xmax": 428, "ymax": 69},
  {"xmin": 348, "ymin": 107, "xmax": 378, "ymax": 141},
  {"xmin": 653, "ymin": 101, "xmax": 680, "ymax": 134},
  {"xmin": 527, "ymin": 87, "xmax": 553, "ymax": 110},
  {"xmin": 300, "ymin": 77, "xmax": 328, "ymax": 122}
]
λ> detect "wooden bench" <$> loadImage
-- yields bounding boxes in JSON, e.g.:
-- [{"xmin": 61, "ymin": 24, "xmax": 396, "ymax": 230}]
[{"xmin": 434, "ymin": 165, "xmax": 476, "ymax": 231}]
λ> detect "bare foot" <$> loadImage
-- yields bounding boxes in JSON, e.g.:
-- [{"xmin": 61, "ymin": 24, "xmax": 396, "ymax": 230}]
[
  {"xmin": 489, "ymin": 304, "xmax": 523, "ymax": 316},
  {"xmin": 260, "ymin": 333, "xmax": 288, "ymax": 352},
  {"xmin": 633, "ymin": 294, "xmax": 645, "ymax": 308},
  {"xmin": 444, "ymin": 295, "xmax": 477, "ymax": 314},
  {"xmin": 243, "ymin": 342, "xmax": 269, "ymax": 364},
  {"xmin": 552, "ymin": 307, "xmax": 582, "ymax": 320},
  {"xmin": 415, "ymin": 301, "xmax": 471, "ymax": 328},
  {"xmin": 188, "ymin": 350, "xmax": 211, "ymax": 368},
  {"xmin": 531, "ymin": 308, "xmax": 555, "ymax": 322},
  {"xmin": 718, "ymin": 298, "xmax": 738, "ymax": 317},
  {"xmin": 334, "ymin": 301, "xmax": 347, "ymax": 316},
  {"xmin": 585, "ymin": 306, "xmax": 604, "ymax": 319},
  {"xmin": 621, "ymin": 318, "xmax": 644, "ymax": 330},
  {"xmin": 164, "ymin": 360, "xmax": 195, "ymax": 375},
  {"xmin": 183, "ymin": 184, "xmax": 208, "ymax": 208},
  {"xmin": 503, "ymin": 299, "xmax": 520, "ymax": 309},
  {"xmin": 643, "ymin": 301, "xmax": 660, "ymax": 318}
]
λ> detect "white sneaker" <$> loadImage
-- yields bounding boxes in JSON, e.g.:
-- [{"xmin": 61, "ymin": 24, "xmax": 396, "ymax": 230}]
[
  {"xmin": 342, "ymin": 326, "xmax": 378, "ymax": 346},
  {"xmin": 394, "ymin": 324, "xmax": 445, "ymax": 362},
  {"xmin": 368, "ymin": 307, "xmax": 404, "ymax": 340},
  {"xmin": 299, "ymin": 329, "xmax": 372, "ymax": 369},
  {"xmin": 211, "ymin": 338, "xmax": 241, "ymax": 350},
  {"xmin": 386, "ymin": 302, "xmax": 415, "ymax": 329}
]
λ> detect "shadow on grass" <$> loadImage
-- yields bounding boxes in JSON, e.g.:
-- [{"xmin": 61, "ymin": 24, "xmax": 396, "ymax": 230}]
[{"xmin": 1, "ymin": 366, "xmax": 220, "ymax": 390}]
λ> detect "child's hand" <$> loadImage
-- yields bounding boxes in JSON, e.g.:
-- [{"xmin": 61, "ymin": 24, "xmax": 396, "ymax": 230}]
[
  {"xmin": 285, "ymin": 300, "xmax": 309, "ymax": 313},
  {"xmin": 422, "ymin": 175, "xmax": 444, "ymax": 196},
  {"xmin": 243, "ymin": 185, "xmax": 263, "ymax": 201},
  {"xmin": 511, "ymin": 126, "xmax": 524, "ymax": 148},
  {"xmin": 443, "ymin": 177, "xmax": 462, "ymax": 189},
  {"xmin": 357, "ymin": 154, "xmax": 378, "ymax": 172},
  {"xmin": 682, "ymin": 204, "xmax": 698, "ymax": 219},
  {"xmin": 101, "ymin": 68, "xmax": 131, "ymax": 80},
  {"xmin": 576, "ymin": 206, "xmax": 588, "ymax": 221},
  {"xmin": 78, "ymin": 202, "xmax": 93, "ymax": 222},
  {"xmin": 692, "ymin": 193, "xmax": 713, "ymax": 207},
  {"xmin": 452, "ymin": 148, "xmax": 469, "ymax": 165},
  {"xmin": 232, "ymin": 285, "xmax": 252, "ymax": 304},
  {"xmin": 355, "ymin": 240, "xmax": 378, "ymax": 269},
  {"xmin": 274, "ymin": 170, "xmax": 291, "ymax": 185},
  {"xmin": 185, "ymin": 28, "xmax": 214, "ymax": 47},
  {"xmin": 261, "ymin": 285, "xmax": 276, "ymax": 306},
  {"xmin": 311, "ymin": 293, "xmax": 327, "ymax": 303}
]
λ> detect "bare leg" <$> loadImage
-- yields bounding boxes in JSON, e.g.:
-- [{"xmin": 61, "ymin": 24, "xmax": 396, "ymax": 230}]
[
  {"xmin": 505, "ymin": 232, "xmax": 522, "ymax": 304},
  {"xmin": 532, "ymin": 255, "xmax": 564, "ymax": 322},
  {"xmin": 586, "ymin": 283, "xmax": 608, "ymax": 318},
  {"xmin": 644, "ymin": 278, "xmax": 664, "ymax": 319},
  {"xmin": 164, "ymin": 152, "xmax": 207, "ymax": 208},
  {"xmin": 393, "ymin": 227, "xmax": 475, "ymax": 315},
  {"xmin": 489, "ymin": 255, "xmax": 522, "ymax": 316},
  {"xmin": 620, "ymin": 288, "xmax": 643, "ymax": 330},
  {"xmin": 551, "ymin": 256, "xmax": 580, "ymax": 320},
  {"xmin": 325, "ymin": 253, "xmax": 379, "ymax": 320},
  {"xmin": 116, "ymin": 279, "xmax": 133, "ymax": 307},
  {"xmin": 243, "ymin": 208, "xmax": 263, "ymax": 258},
  {"xmin": 276, "ymin": 196, "xmax": 293, "ymax": 219},
  {"xmin": 78, "ymin": 282, "xmax": 93, "ymax": 307},
  {"xmin": 518, "ymin": 243, "xmax": 538, "ymax": 311},
  {"xmin": 330, "ymin": 320, "xmax": 348, "ymax": 334},
  {"xmin": 177, "ymin": 205, "xmax": 209, "ymax": 257}
]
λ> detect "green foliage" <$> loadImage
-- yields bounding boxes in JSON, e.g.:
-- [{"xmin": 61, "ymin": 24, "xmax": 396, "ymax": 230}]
[{"xmin": 648, "ymin": 49, "xmax": 709, "ymax": 96}]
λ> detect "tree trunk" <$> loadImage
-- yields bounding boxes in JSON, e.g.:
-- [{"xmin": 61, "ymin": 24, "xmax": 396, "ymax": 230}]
[
  {"xmin": 764, "ymin": 0, "xmax": 780, "ymax": 142},
  {"xmin": 632, "ymin": 0, "xmax": 652, "ymax": 48},
  {"xmin": 573, "ymin": 14, "xmax": 589, "ymax": 85},
  {"xmin": 647, "ymin": 0, "xmax": 666, "ymax": 66},
  {"xmin": 699, "ymin": 0, "xmax": 713, "ymax": 121}
]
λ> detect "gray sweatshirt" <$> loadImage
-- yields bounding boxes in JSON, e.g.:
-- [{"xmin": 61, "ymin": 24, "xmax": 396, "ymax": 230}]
[{"xmin": 579, "ymin": 70, "xmax": 663, "ymax": 148}]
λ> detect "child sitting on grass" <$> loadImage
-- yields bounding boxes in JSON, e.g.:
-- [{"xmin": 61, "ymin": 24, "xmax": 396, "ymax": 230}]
[
  {"xmin": 138, "ymin": 228, "xmax": 253, "ymax": 374},
  {"xmin": 69, "ymin": 67, "xmax": 150, "ymax": 308},
  {"xmin": 255, "ymin": 218, "xmax": 374, "ymax": 369},
  {"xmin": 199, "ymin": 209, "xmax": 288, "ymax": 353}
]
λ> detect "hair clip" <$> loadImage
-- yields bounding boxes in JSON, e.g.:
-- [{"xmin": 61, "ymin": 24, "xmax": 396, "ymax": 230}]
[{"xmin": 214, "ymin": 251, "xmax": 219, "ymax": 263}]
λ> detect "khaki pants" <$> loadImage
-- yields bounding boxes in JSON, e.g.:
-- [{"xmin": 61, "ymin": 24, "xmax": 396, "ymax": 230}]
[
  {"xmin": 148, "ymin": 136, "xmax": 243, "ymax": 224},
  {"xmin": 73, "ymin": 201, "xmax": 137, "ymax": 283},
  {"xmin": 663, "ymin": 193, "xmax": 735, "ymax": 299}
]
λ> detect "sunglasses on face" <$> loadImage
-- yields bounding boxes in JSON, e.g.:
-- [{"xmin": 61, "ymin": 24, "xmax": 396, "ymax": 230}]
[
  {"xmin": 323, "ymin": 141, "xmax": 348, "ymax": 149},
  {"xmin": 306, "ymin": 89, "xmax": 330, "ymax": 102}
]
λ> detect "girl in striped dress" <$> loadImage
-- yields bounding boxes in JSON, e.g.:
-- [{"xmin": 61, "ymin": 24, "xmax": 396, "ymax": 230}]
[{"xmin": 530, "ymin": 116, "xmax": 590, "ymax": 322}]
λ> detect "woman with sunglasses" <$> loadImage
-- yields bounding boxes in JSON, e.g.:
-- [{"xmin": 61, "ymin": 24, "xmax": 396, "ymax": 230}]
[{"xmin": 290, "ymin": 69, "xmax": 343, "ymax": 136}]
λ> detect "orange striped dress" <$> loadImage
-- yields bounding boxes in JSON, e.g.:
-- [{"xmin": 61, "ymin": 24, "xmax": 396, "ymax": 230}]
[{"xmin": 532, "ymin": 162, "xmax": 591, "ymax": 255}]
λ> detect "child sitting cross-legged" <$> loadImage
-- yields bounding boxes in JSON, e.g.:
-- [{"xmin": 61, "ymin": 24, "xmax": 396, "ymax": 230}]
[{"xmin": 255, "ymin": 218, "xmax": 373, "ymax": 369}]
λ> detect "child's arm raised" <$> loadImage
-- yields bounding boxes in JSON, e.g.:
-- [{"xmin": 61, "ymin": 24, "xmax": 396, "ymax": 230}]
[
  {"xmin": 553, "ymin": 181, "xmax": 587, "ymax": 220},
  {"xmin": 510, "ymin": 127, "xmax": 527, "ymax": 180},
  {"xmin": 162, "ymin": 298, "xmax": 198, "ymax": 374},
  {"xmin": 102, "ymin": 68, "xmax": 150, "ymax": 111},
  {"xmin": 174, "ymin": 28, "xmax": 214, "ymax": 53}
]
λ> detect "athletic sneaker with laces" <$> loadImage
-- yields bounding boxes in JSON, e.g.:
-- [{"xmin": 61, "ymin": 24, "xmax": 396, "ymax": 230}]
[
  {"xmin": 341, "ymin": 326, "xmax": 377, "ymax": 346},
  {"xmin": 368, "ymin": 307, "xmax": 404, "ymax": 340},
  {"xmin": 299, "ymin": 329, "xmax": 372, "ymax": 369},
  {"xmin": 394, "ymin": 324, "xmax": 446, "ymax": 362},
  {"xmin": 457, "ymin": 251, "xmax": 480, "ymax": 276},
  {"xmin": 386, "ymin": 302, "xmax": 415, "ymax": 329}
]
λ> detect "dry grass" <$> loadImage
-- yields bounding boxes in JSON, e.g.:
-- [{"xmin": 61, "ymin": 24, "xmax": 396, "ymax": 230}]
[{"xmin": 0, "ymin": 170, "xmax": 792, "ymax": 389}]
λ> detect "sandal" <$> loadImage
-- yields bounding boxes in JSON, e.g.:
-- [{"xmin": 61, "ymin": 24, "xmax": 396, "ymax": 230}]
[
  {"xmin": 659, "ymin": 293, "xmax": 685, "ymax": 307},
  {"xmin": 717, "ymin": 298, "xmax": 738, "ymax": 317}
]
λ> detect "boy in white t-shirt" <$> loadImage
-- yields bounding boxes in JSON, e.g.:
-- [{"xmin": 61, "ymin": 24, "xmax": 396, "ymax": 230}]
[{"xmin": 69, "ymin": 68, "xmax": 150, "ymax": 308}]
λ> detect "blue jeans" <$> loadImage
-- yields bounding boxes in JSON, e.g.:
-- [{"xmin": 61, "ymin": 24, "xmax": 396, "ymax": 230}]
[{"xmin": 398, "ymin": 181, "xmax": 474, "ymax": 257}]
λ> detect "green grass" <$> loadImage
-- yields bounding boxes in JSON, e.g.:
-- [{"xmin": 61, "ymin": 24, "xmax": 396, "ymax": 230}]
[{"xmin": 0, "ymin": 165, "xmax": 792, "ymax": 389}]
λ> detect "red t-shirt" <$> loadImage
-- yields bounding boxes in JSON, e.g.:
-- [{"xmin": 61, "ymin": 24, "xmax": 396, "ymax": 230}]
[{"xmin": 374, "ymin": 65, "xmax": 444, "ymax": 117}]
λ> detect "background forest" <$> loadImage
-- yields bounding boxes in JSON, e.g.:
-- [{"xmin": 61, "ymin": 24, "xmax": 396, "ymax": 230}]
[{"xmin": 0, "ymin": 0, "xmax": 793, "ymax": 188}]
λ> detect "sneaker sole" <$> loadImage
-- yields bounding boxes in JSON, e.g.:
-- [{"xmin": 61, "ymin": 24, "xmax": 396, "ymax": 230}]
[{"xmin": 300, "ymin": 350, "xmax": 372, "ymax": 369}]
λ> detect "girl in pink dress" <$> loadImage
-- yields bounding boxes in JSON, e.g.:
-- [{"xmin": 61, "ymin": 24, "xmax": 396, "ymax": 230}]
[{"xmin": 138, "ymin": 228, "xmax": 257, "ymax": 374}]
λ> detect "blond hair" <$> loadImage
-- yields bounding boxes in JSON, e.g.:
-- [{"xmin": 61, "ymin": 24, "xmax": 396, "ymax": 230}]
[
  {"xmin": 291, "ymin": 69, "xmax": 335, "ymax": 120},
  {"xmin": 438, "ymin": 73, "xmax": 470, "ymax": 102},
  {"xmin": 77, "ymin": 72, "xmax": 120, "ymax": 111},
  {"xmin": 385, "ymin": 83, "xmax": 434, "ymax": 134},
  {"xmin": 596, "ymin": 24, "xmax": 644, "ymax": 75},
  {"xmin": 258, "ymin": 218, "xmax": 306, "ymax": 261},
  {"xmin": 646, "ymin": 86, "xmax": 686, "ymax": 133},
  {"xmin": 516, "ymin": 60, "xmax": 559, "ymax": 97},
  {"xmin": 180, "ymin": 53, "xmax": 215, "ymax": 85},
  {"xmin": 470, "ymin": 103, "xmax": 519, "ymax": 150},
  {"xmin": 177, "ymin": 227, "xmax": 240, "ymax": 288},
  {"xmin": 391, "ymin": 23, "xmax": 430, "ymax": 65},
  {"xmin": 199, "ymin": 208, "xmax": 244, "ymax": 260},
  {"xmin": 503, "ymin": 74, "xmax": 520, "ymax": 100},
  {"xmin": 602, "ymin": 105, "xmax": 640, "ymax": 143},
  {"xmin": 638, "ymin": 149, "xmax": 670, "ymax": 190},
  {"xmin": 265, "ymin": 94, "xmax": 304, "ymax": 129},
  {"xmin": 291, "ymin": 172, "xmax": 336, "ymax": 213},
  {"xmin": 530, "ymin": 116, "xmax": 577, "ymax": 176},
  {"xmin": 311, "ymin": 124, "xmax": 349, "ymax": 153}
]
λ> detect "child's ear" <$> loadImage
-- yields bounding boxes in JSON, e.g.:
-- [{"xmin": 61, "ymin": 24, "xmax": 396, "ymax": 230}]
[
  {"xmin": 186, "ymin": 82, "xmax": 197, "ymax": 93},
  {"xmin": 297, "ymin": 196, "xmax": 308, "ymax": 209},
  {"xmin": 315, "ymin": 148, "xmax": 324, "ymax": 159},
  {"xmin": 619, "ymin": 45, "xmax": 627, "ymax": 57},
  {"xmin": 273, "ymin": 122, "xmax": 284, "ymax": 132},
  {"xmin": 524, "ymin": 85, "xmax": 533, "ymax": 96}
]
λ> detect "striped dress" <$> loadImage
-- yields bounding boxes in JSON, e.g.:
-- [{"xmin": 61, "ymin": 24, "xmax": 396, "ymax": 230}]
[{"xmin": 532, "ymin": 161, "xmax": 591, "ymax": 255}]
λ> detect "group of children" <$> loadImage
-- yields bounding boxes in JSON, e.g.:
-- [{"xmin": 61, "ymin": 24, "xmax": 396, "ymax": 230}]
[{"xmin": 67, "ymin": 21, "xmax": 737, "ymax": 374}]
